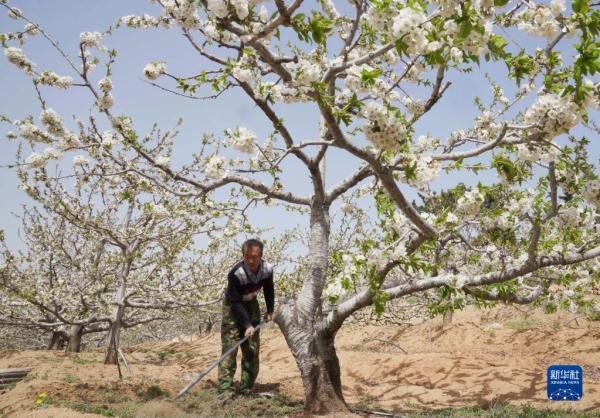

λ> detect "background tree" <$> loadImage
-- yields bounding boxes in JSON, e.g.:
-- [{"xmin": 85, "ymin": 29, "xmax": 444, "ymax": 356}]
[
  {"xmin": 1, "ymin": 0, "xmax": 599, "ymax": 413},
  {"xmin": 2, "ymin": 122, "xmax": 227, "ymax": 362}
]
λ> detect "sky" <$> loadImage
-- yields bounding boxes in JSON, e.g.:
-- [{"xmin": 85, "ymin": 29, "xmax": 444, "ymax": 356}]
[{"xmin": 0, "ymin": 0, "xmax": 598, "ymax": 252}]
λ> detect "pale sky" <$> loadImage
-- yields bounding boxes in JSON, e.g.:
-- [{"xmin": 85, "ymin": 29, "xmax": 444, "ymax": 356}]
[{"xmin": 1, "ymin": 0, "xmax": 598, "ymax": 251}]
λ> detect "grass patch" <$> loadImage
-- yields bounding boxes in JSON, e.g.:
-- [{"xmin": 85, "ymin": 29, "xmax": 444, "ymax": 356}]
[
  {"xmin": 63, "ymin": 373, "xmax": 80, "ymax": 383},
  {"xmin": 157, "ymin": 348, "xmax": 176, "ymax": 361},
  {"xmin": 72, "ymin": 355, "xmax": 97, "ymax": 365},
  {"xmin": 146, "ymin": 385, "xmax": 167, "ymax": 399},
  {"xmin": 176, "ymin": 387, "xmax": 303, "ymax": 417},
  {"xmin": 136, "ymin": 384, "xmax": 168, "ymax": 400},
  {"xmin": 66, "ymin": 400, "xmax": 143, "ymax": 418},
  {"xmin": 505, "ymin": 318, "xmax": 540, "ymax": 331},
  {"xmin": 68, "ymin": 402, "xmax": 116, "ymax": 417}
]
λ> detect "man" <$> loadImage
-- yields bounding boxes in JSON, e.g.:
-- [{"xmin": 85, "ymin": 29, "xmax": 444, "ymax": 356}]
[{"xmin": 218, "ymin": 239, "xmax": 274, "ymax": 397}]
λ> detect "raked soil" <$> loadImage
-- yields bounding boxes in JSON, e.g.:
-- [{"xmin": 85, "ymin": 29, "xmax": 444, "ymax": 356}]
[{"xmin": 1, "ymin": 305, "xmax": 599, "ymax": 417}]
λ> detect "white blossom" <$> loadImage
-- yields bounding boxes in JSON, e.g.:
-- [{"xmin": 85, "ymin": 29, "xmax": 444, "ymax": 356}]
[
  {"xmin": 583, "ymin": 179, "xmax": 600, "ymax": 208},
  {"xmin": 24, "ymin": 23, "xmax": 39, "ymax": 36},
  {"xmin": 232, "ymin": 66, "xmax": 254, "ymax": 83},
  {"xmin": 38, "ymin": 71, "xmax": 73, "ymax": 89},
  {"xmin": 284, "ymin": 59, "xmax": 322, "ymax": 87},
  {"xmin": 151, "ymin": 204, "xmax": 170, "ymax": 220},
  {"xmin": 18, "ymin": 121, "xmax": 47, "ymax": 142},
  {"xmin": 403, "ymin": 155, "xmax": 440, "ymax": 189},
  {"xmin": 557, "ymin": 207, "xmax": 581, "ymax": 228},
  {"xmin": 143, "ymin": 62, "xmax": 167, "ymax": 80},
  {"xmin": 390, "ymin": 7, "xmax": 429, "ymax": 54},
  {"xmin": 156, "ymin": 156, "xmax": 171, "ymax": 167},
  {"xmin": 73, "ymin": 155, "xmax": 89, "ymax": 166},
  {"xmin": 450, "ymin": 47, "xmax": 463, "ymax": 63},
  {"xmin": 457, "ymin": 189, "xmax": 484, "ymax": 217},
  {"xmin": 97, "ymin": 77, "xmax": 113, "ymax": 92},
  {"xmin": 7, "ymin": 7, "xmax": 22, "ymax": 19},
  {"xmin": 412, "ymin": 134, "xmax": 437, "ymax": 153},
  {"xmin": 426, "ymin": 41, "xmax": 442, "ymax": 53},
  {"xmin": 231, "ymin": 0, "xmax": 249, "ymax": 19},
  {"xmin": 120, "ymin": 14, "xmax": 170, "ymax": 29},
  {"xmin": 402, "ymin": 96, "xmax": 425, "ymax": 115},
  {"xmin": 206, "ymin": 0, "xmax": 229, "ymax": 19},
  {"xmin": 42, "ymin": 147, "xmax": 62, "ymax": 160},
  {"xmin": 524, "ymin": 93, "xmax": 582, "ymax": 136},
  {"xmin": 517, "ymin": 6, "xmax": 562, "ymax": 39},
  {"xmin": 101, "ymin": 131, "xmax": 118, "ymax": 147},
  {"xmin": 550, "ymin": 0, "xmax": 565, "ymax": 16},
  {"xmin": 79, "ymin": 31, "xmax": 103, "ymax": 48},
  {"xmin": 205, "ymin": 155, "xmax": 227, "ymax": 179},
  {"xmin": 321, "ymin": 0, "xmax": 340, "ymax": 19},
  {"xmin": 97, "ymin": 93, "xmax": 114, "ymax": 110},
  {"xmin": 361, "ymin": 101, "xmax": 407, "ymax": 150},
  {"xmin": 4, "ymin": 47, "xmax": 35, "ymax": 74},
  {"xmin": 40, "ymin": 109, "xmax": 65, "ymax": 136},
  {"xmin": 25, "ymin": 152, "xmax": 46, "ymax": 168},
  {"xmin": 226, "ymin": 126, "xmax": 256, "ymax": 154}
]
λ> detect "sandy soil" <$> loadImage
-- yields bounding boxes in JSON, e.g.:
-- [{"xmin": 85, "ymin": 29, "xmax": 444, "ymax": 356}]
[{"xmin": 0, "ymin": 305, "xmax": 598, "ymax": 417}]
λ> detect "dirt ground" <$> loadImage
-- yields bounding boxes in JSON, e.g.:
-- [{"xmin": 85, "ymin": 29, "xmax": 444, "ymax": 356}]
[{"xmin": 0, "ymin": 305, "xmax": 599, "ymax": 417}]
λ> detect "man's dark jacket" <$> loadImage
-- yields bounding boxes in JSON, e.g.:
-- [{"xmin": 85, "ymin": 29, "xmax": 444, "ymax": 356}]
[{"xmin": 225, "ymin": 260, "xmax": 274, "ymax": 329}]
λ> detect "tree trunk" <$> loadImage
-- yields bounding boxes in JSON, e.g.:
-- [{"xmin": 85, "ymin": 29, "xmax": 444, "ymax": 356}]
[
  {"xmin": 442, "ymin": 310, "xmax": 453, "ymax": 329},
  {"xmin": 47, "ymin": 331, "xmax": 66, "ymax": 350},
  {"xmin": 105, "ymin": 258, "xmax": 131, "ymax": 365},
  {"xmin": 104, "ymin": 304, "xmax": 124, "ymax": 364},
  {"xmin": 65, "ymin": 324, "xmax": 83, "ymax": 353},
  {"xmin": 275, "ymin": 201, "xmax": 350, "ymax": 414},
  {"xmin": 278, "ymin": 313, "xmax": 348, "ymax": 414}
]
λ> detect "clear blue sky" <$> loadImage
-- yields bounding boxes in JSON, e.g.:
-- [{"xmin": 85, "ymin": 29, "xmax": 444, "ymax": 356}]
[{"xmin": 1, "ymin": 1, "xmax": 597, "ymax": 250}]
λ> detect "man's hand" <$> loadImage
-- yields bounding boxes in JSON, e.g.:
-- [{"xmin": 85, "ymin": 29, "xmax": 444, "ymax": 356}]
[
  {"xmin": 264, "ymin": 312, "xmax": 273, "ymax": 322},
  {"xmin": 244, "ymin": 325, "xmax": 255, "ymax": 338}
]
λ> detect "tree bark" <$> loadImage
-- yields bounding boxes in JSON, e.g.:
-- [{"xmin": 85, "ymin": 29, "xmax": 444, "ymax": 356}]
[
  {"xmin": 442, "ymin": 310, "xmax": 453, "ymax": 329},
  {"xmin": 104, "ymin": 304, "xmax": 124, "ymax": 365},
  {"xmin": 105, "ymin": 256, "xmax": 131, "ymax": 365},
  {"xmin": 278, "ymin": 309, "xmax": 348, "ymax": 414},
  {"xmin": 47, "ymin": 331, "xmax": 66, "ymax": 350},
  {"xmin": 274, "ymin": 202, "xmax": 350, "ymax": 414},
  {"xmin": 65, "ymin": 324, "xmax": 84, "ymax": 353}
]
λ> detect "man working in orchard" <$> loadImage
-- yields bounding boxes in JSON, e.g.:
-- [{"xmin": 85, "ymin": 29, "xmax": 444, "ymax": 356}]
[{"xmin": 218, "ymin": 239, "xmax": 274, "ymax": 396}]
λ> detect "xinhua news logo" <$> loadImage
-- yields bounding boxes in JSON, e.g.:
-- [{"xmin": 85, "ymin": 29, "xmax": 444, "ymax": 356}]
[{"xmin": 547, "ymin": 365, "xmax": 583, "ymax": 401}]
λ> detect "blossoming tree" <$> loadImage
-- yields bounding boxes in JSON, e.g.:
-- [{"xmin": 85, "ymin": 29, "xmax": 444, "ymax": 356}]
[
  {"xmin": 2, "ymin": 0, "xmax": 599, "ymax": 412},
  {"xmin": 1, "ymin": 121, "xmax": 228, "ymax": 361}
]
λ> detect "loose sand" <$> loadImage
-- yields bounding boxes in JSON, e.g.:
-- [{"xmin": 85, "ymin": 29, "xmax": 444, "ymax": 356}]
[{"xmin": 0, "ymin": 305, "xmax": 598, "ymax": 417}]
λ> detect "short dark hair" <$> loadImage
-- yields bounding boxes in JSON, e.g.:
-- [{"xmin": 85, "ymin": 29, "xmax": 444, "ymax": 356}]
[{"xmin": 242, "ymin": 239, "xmax": 263, "ymax": 256}]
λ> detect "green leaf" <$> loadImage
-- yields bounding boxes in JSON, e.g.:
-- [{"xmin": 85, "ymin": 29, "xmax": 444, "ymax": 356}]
[
  {"xmin": 573, "ymin": 0, "xmax": 588, "ymax": 13},
  {"xmin": 395, "ymin": 38, "xmax": 408, "ymax": 57},
  {"xmin": 493, "ymin": 0, "xmax": 509, "ymax": 6},
  {"xmin": 459, "ymin": 19, "xmax": 472, "ymax": 40},
  {"xmin": 488, "ymin": 34, "xmax": 509, "ymax": 60},
  {"xmin": 309, "ymin": 13, "xmax": 333, "ymax": 45},
  {"xmin": 360, "ymin": 67, "xmax": 383, "ymax": 86}
]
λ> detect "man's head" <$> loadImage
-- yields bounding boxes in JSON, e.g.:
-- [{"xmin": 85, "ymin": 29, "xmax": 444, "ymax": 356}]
[{"xmin": 242, "ymin": 239, "xmax": 263, "ymax": 273}]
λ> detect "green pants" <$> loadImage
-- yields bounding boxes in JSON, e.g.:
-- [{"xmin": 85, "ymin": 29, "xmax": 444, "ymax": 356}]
[{"xmin": 218, "ymin": 297, "xmax": 260, "ymax": 392}]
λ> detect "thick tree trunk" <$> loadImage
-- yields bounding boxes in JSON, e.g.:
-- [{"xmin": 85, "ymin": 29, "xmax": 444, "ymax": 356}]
[
  {"xmin": 298, "ymin": 332, "xmax": 347, "ymax": 413},
  {"xmin": 277, "ymin": 313, "xmax": 348, "ymax": 414},
  {"xmin": 275, "ymin": 201, "xmax": 350, "ymax": 414},
  {"xmin": 65, "ymin": 324, "xmax": 83, "ymax": 353}
]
